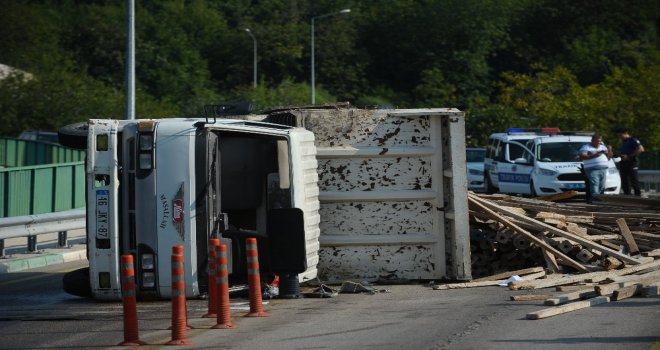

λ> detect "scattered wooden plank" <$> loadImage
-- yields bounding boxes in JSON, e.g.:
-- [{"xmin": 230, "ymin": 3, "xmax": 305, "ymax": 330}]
[
  {"xmin": 510, "ymin": 294, "xmax": 554, "ymax": 301},
  {"xmin": 470, "ymin": 194, "xmax": 650, "ymax": 265},
  {"xmin": 538, "ymin": 237, "xmax": 561, "ymax": 273},
  {"xmin": 584, "ymin": 234, "xmax": 622, "ymax": 241},
  {"xmin": 472, "ymin": 267, "xmax": 545, "ymax": 282},
  {"xmin": 599, "ymin": 240, "xmax": 623, "ymax": 251},
  {"xmin": 555, "ymin": 284, "xmax": 596, "ymax": 292},
  {"xmin": 526, "ymin": 296, "xmax": 611, "ymax": 320},
  {"xmin": 594, "ymin": 270, "xmax": 660, "ymax": 296},
  {"xmin": 611, "ymin": 284, "xmax": 642, "ymax": 301},
  {"xmin": 536, "ymin": 191, "xmax": 578, "ymax": 202},
  {"xmin": 544, "ymin": 288, "xmax": 598, "ymax": 306},
  {"xmin": 510, "ymin": 259, "xmax": 660, "ymax": 290},
  {"xmin": 520, "ymin": 271, "xmax": 548, "ymax": 281},
  {"xmin": 433, "ymin": 280, "xmax": 502, "ymax": 290},
  {"xmin": 630, "ymin": 231, "xmax": 660, "ymax": 241},
  {"xmin": 643, "ymin": 249, "xmax": 660, "ymax": 258},
  {"xmin": 434, "ymin": 271, "xmax": 547, "ymax": 290},
  {"xmin": 616, "ymin": 218, "xmax": 640, "ymax": 255},
  {"xmin": 468, "ymin": 195, "xmax": 588, "ymax": 272}
]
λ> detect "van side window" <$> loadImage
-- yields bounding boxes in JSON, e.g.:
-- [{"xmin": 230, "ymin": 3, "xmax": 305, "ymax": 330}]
[
  {"xmin": 495, "ymin": 141, "xmax": 504, "ymax": 161},
  {"xmin": 486, "ymin": 138, "xmax": 496, "ymax": 158}
]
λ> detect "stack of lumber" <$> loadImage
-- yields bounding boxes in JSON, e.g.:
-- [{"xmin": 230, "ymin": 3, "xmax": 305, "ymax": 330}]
[
  {"xmin": 433, "ymin": 192, "xmax": 660, "ymax": 319},
  {"xmin": 467, "ymin": 193, "xmax": 660, "ymax": 277}
]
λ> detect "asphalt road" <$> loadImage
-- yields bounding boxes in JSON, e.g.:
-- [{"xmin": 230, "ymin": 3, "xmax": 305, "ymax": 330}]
[{"xmin": 0, "ymin": 261, "xmax": 659, "ymax": 350}]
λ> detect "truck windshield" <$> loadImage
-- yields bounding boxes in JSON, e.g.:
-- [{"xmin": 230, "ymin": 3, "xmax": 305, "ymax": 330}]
[{"xmin": 537, "ymin": 142, "xmax": 584, "ymax": 162}]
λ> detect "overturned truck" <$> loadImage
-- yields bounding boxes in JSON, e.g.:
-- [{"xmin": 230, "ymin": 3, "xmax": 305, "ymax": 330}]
[{"xmin": 61, "ymin": 106, "xmax": 470, "ymax": 300}]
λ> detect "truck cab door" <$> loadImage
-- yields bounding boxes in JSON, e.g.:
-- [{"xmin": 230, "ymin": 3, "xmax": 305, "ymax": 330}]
[{"xmin": 497, "ymin": 141, "xmax": 534, "ymax": 195}]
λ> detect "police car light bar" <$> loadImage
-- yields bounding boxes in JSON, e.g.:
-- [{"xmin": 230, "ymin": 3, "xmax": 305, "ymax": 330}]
[{"xmin": 506, "ymin": 127, "xmax": 561, "ymax": 134}]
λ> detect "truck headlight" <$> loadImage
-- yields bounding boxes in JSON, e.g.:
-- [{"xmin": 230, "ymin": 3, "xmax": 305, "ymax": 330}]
[
  {"xmin": 468, "ymin": 169, "xmax": 484, "ymax": 176},
  {"xmin": 141, "ymin": 253, "xmax": 155, "ymax": 270},
  {"xmin": 99, "ymin": 272, "xmax": 111, "ymax": 289},
  {"xmin": 139, "ymin": 153, "xmax": 153, "ymax": 169},
  {"xmin": 536, "ymin": 168, "xmax": 558, "ymax": 177},
  {"xmin": 139, "ymin": 134, "xmax": 153, "ymax": 151},
  {"xmin": 142, "ymin": 272, "xmax": 155, "ymax": 288}
]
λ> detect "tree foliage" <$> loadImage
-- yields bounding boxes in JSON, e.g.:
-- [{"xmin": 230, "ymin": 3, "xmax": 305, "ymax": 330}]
[{"xmin": 0, "ymin": 0, "xmax": 657, "ymax": 152}]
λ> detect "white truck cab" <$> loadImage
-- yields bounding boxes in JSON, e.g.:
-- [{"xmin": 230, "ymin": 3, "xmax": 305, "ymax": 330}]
[
  {"xmin": 64, "ymin": 116, "xmax": 320, "ymax": 300},
  {"xmin": 484, "ymin": 128, "xmax": 621, "ymax": 196}
]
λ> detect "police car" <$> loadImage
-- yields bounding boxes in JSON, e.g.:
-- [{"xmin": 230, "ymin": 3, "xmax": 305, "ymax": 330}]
[
  {"xmin": 466, "ymin": 147, "xmax": 486, "ymax": 192},
  {"xmin": 484, "ymin": 128, "xmax": 621, "ymax": 196},
  {"xmin": 521, "ymin": 134, "xmax": 621, "ymax": 196},
  {"xmin": 483, "ymin": 128, "xmax": 558, "ymax": 194}
]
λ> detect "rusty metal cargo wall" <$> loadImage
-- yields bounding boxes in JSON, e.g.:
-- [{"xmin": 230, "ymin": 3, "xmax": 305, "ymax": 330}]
[{"xmin": 287, "ymin": 108, "xmax": 470, "ymax": 282}]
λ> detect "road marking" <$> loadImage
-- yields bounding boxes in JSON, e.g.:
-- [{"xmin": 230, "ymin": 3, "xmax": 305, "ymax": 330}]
[{"xmin": 0, "ymin": 266, "xmax": 80, "ymax": 287}]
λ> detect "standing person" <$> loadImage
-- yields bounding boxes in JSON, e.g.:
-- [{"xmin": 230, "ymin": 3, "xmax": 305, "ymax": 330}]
[
  {"xmin": 578, "ymin": 134, "xmax": 612, "ymax": 202},
  {"xmin": 616, "ymin": 127, "xmax": 645, "ymax": 196}
]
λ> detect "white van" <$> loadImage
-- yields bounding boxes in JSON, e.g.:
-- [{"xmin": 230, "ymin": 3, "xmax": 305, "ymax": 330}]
[
  {"xmin": 485, "ymin": 129, "xmax": 621, "ymax": 196},
  {"xmin": 484, "ymin": 128, "xmax": 560, "ymax": 194}
]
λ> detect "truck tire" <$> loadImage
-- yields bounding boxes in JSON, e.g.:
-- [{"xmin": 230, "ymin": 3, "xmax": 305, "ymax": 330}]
[
  {"xmin": 58, "ymin": 122, "xmax": 88, "ymax": 149},
  {"xmin": 62, "ymin": 267, "xmax": 92, "ymax": 298}
]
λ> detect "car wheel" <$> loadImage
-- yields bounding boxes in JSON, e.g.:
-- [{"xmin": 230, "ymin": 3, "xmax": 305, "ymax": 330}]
[
  {"xmin": 58, "ymin": 122, "xmax": 88, "ymax": 149},
  {"xmin": 62, "ymin": 267, "xmax": 92, "ymax": 298},
  {"xmin": 484, "ymin": 172, "xmax": 495, "ymax": 194},
  {"xmin": 530, "ymin": 180, "xmax": 538, "ymax": 198}
]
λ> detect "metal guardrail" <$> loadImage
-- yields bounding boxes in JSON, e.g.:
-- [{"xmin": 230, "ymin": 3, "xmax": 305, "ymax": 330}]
[
  {"xmin": 0, "ymin": 137, "xmax": 85, "ymax": 168},
  {"xmin": 639, "ymin": 170, "xmax": 660, "ymax": 192},
  {"xmin": 0, "ymin": 161, "xmax": 85, "ymax": 217},
  {"xmin": 0, "ymin": 208, "xmax": 85, "ymax": 255}
]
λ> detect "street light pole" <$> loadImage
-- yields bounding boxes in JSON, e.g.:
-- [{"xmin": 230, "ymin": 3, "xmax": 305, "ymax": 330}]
[
  {"xmin": 310, "ymin": 9, "xmax": 350, "ymax": 105},
  {"xmin": 245, "ymin": 28, "xmax": 257, "ymax": 88},
  {"xmin": 125, "ymin": 0, "xmax": 135, "ymax": 120}
]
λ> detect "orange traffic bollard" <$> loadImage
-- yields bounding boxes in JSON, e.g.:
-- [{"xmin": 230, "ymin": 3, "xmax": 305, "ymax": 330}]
[
  {"xmin": 166, "ymin": 245, "xmax": 192, "ymax": 345},
  {"xmin": 245, "ymin": 238, "xmax": 270, "ymax": 317},
  {"xmin": 212, "ymin": 244, "xmax": 236, "ymax": 329},
  {"xmin": 203, "ymin": 238, "xmax": 221, "ymax": 318},
  {"xmin": 119, "ymin": 254, "xmax": 145, "ymax": 346}
]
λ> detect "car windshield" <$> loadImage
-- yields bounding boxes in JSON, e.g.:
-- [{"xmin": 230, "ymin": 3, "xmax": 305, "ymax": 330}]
[
  {"xmin": 536, "ymin": 142, "xmax": 584, "ymax": 162},
  {"xmin": 466, "ymin": 148, "xmax": 485, "ymax": 163}
]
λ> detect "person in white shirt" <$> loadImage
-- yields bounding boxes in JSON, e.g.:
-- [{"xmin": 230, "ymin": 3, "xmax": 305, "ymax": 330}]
[{"xmin": 578, "ymin": 134, "xmax": 613, "ymax": 201}]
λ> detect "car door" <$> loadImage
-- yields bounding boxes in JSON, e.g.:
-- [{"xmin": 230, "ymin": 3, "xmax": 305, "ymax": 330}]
[
  {"xmin": 496, "ymin": 141, "xmax": 534, "ymax": 195},
  {"xmin": 485, "ymin": 139, "xmax": 503, "ymax": 188}
]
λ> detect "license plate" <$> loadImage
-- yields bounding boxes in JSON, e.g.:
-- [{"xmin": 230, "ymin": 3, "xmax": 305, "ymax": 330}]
[
  {"xmin": 96, "ymin": 190, "xmax": 110, "ymax": 239},
  {"xmin": 566, "ymin": 183, "xmax": 585, "ymax": 189}
]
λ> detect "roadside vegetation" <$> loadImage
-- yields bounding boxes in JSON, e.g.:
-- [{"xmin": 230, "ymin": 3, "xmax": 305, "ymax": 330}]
[{"xmin": 0, "ymin": 0, "xmax": 657, "ymax": 152}]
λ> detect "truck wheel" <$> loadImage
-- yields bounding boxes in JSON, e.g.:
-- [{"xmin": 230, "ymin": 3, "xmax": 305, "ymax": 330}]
[
  {"xmin": 62, "ymin": 267, "xmax": 92, "ymax": 298},
  {"xmin": 58, "ymin": 122, "xmax": 88, "ymax": 149}
]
